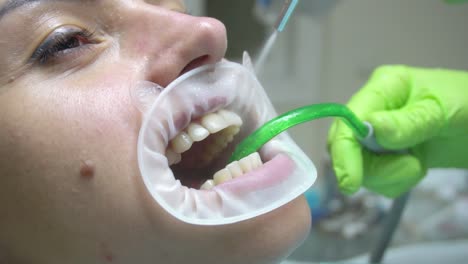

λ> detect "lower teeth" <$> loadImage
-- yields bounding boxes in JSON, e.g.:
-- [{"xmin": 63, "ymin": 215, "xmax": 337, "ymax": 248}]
[{"xmin": 200, "ymin": 152, "xmax": 263, "ymax": 190}]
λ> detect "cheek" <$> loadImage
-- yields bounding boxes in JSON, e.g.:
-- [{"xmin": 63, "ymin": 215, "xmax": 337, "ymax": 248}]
[
  {"xmin": 52, "ymin": 75, "xmax": 143, "ymax": 180},
  {"xmin": 0, "ymin": 74, "xmax": 155, "ymax": 259},
  {"xmin": 0, "ymin": 72, "xmax": 143, "ymax": 195},
  {"xmin": 7, "ymin": 73, "xmax": 140, "ymax": 170},
  {"xmin": 69, "ymin": 77, "xmax": 139, "ymax": 130},
  {"xmin": 43, "ymin": 72, "xmax": 143, "ymax": 146}
]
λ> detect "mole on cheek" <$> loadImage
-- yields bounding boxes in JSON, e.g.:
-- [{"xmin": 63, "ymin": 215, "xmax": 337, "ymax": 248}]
[
  {"xmin": 80, "ymin": 160, "xmax": 95, "ymax": 179},
  {"xmin": 99, "ymin": 242, "xmax": 115, "ymax": 263}
]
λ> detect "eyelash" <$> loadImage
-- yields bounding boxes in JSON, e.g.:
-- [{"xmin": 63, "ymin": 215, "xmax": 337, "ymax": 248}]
[{"xmin": 31, "ymin": 28, "xmax": 96, "ymax": 65}]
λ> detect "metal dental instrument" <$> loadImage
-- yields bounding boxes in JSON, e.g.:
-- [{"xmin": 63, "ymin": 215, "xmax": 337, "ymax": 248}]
[
  {"xmin": 254, "ymin": 0, "xmax": 300, "ymax": 73},
  {"xmin": 275, "ymin": 0, "xmax": 300, "ymax": 32}
]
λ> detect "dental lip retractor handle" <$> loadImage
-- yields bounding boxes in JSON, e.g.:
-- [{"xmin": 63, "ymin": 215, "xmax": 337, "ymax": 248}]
[{"xmin": 228, "ymin": 103, "xmax": 410, "ymax": 264}]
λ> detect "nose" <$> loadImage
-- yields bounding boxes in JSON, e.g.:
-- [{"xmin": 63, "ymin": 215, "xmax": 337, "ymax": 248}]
[{"xmin": 123, "ymin": 4, "xmax": 228, "ymax": 87}]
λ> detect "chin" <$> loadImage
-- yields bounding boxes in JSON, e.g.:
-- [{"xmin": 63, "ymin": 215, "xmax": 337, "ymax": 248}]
[{"xmin": 255, "ymin": 196, "xmax": 311, "ymax": 263}]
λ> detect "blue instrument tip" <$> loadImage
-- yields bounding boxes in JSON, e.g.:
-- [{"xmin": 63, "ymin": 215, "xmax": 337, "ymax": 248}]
[{"xmin": 275, "ymin": 0, "xmax": 299, "ymax": 32}]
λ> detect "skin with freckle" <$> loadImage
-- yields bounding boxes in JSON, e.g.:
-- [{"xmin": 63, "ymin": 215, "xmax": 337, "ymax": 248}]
[
  {"xmin": 80, "ymin": 160, "xmax": 95, "ymax": 178},
  {"xmin": 0, "ymin": 1, "xmax": 311, "ymax": 264}
]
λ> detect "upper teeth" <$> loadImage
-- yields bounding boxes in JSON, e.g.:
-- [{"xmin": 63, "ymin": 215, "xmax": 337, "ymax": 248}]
[
  {"xmin": 166, "ymin": 109, "xmax": 243, "ymax": 167},
  {"xmin": 165, "ymin": 109, "xmax": 266, "ymax": 190},
  {"xmin": 187, "ymin": 123, "xmax": 210, "ymax": 142},
  {"xmin": 171, "ymin": 131, "xmax": 193, "ymax": 153}
]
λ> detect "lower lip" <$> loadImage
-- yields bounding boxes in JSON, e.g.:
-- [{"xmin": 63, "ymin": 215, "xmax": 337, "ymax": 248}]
[{"xmin": 213, "ymin": 154, "xmax": 295, "ymax": 194}]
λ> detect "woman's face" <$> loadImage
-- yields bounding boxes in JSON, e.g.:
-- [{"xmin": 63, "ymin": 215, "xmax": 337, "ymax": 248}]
[{"xmin": 0, "ymin": 1, "xmax": 311, "ymax": 263}]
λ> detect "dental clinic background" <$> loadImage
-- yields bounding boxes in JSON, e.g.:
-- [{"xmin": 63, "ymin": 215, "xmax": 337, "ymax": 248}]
[{"xmin": 188, "ymin": 0, "xmax": 468, "ymax": 262}]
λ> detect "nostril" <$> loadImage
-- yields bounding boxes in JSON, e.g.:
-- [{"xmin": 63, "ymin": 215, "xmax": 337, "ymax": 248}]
[{"xmin": 180, "ymin": 55, "xmax": 210, "ymax": 76}]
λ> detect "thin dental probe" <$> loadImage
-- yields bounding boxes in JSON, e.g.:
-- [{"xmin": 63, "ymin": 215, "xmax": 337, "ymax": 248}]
[
  {"xmin": 275, "ymin": 0, "xmax": 300, "ymax": 32},
  {"xmin": 254, "ymin": 0, "xmax": 300, "ymax": 73}
]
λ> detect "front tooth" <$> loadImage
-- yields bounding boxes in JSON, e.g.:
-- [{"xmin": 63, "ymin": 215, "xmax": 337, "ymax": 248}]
[
  {"xmin": 171, "ymin": 131, "xmax": 193, "ymax": 153},
  {"xmin": 201, "ymin": 112, "xmax": 227, "ymax": 133},
  {"xmin": 250, "ymin": 152, "xmax": 263, "ymax": 169},
  {"xmin": 239, "ymin": 155, "xmax": 253, "ymax": 173},
  {"xmin": 226, "ymin": 161, "xmax": 243, "ymax": 178},
  {"xmin": 213, "ymin": 168, "xmax": 232, "ymax": 185},
  {"xmin": 187, "ymin": 123, "xmax": 209, "ymax": 142},
  {"xmin": 200, "ymin": 180, "xmax": 215, "ymax": 190},
  {"xmin": 218, "ymin": 110, "xmax": 243, "ymax": 126},
  {"xmin": 166, "ymin": 148, "xmax": 182, "ymax": 165}
]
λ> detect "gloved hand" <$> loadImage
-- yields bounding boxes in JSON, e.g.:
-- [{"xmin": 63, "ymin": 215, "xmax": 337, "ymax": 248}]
[{"xmin": 328, "ymin": 65, "xmax": 468, "ymax": 198}]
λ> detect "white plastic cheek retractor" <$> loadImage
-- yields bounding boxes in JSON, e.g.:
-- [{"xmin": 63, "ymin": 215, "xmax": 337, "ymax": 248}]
[{"xmin": 136, "ymin": 52, "xmax": 317, "ymax": 225}]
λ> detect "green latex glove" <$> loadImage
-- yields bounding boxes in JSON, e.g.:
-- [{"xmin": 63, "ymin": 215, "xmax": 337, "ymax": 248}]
[{"xmin": 328, "ymin": 65, "xmax": 468, "ymax": 198}]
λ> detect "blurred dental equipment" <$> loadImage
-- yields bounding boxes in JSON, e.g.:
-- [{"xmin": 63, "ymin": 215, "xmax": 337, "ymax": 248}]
[
  {"xmin": 255, "ymin": 0, "xmax": 299, "ymax": 73},
  {"xmin": 254, "ymin": 0, "xmax": 339, "ymax": 73},
  {"xmin": 254, "ymin": 0, "xmax": 340, "ymax": 26},
  {"xmin": 274, "ymin": 0, "xmax": 299, "ymax": 32}
]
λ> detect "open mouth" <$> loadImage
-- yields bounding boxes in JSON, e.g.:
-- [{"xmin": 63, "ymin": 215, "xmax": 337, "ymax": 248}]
[
  {"xmin": 166, "ymin": 108, "xmax": 265, "ymax": 190},
  {"xmin": 136, "ymin": 57, "xmax": 316, "ymax": 225}
]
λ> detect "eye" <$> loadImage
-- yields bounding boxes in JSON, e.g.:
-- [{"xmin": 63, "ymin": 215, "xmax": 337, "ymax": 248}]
[{"xmin": 31, "ymin": 26, "xmax": 97, "ymax": 65}]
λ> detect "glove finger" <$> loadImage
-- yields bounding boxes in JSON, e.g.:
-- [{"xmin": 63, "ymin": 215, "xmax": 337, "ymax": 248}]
[
  {"xmin": 362, "ymin": 150, "xmax": 426, "ymax": 198},
  {"xmin": 368, "ymin": 98, "xmax": 445, "ymax": 150},
  {"xmin": 347, "ymin": 65, "xmax": 411, "ymax": 119},
  {"xmin": 328, "ymin": 120, "xmax": 364, "ymax": 195}
]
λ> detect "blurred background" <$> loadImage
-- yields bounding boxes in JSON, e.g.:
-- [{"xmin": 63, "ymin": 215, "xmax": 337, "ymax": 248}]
[{"xmin": 187, "ymin": 0, "xmax": 468, "ymax": 263}]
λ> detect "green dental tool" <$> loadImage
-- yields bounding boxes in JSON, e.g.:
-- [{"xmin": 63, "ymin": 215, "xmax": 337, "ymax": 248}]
[
  {"xmin": 229, "ymin": 103, "xmax": 384, "ymax": 162},
  {"xmin": 229, "ymin": 102, "xmax": 409, "ymax": 264}
]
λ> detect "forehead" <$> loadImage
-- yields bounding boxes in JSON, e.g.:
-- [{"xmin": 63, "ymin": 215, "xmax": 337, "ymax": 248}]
[
  {"xmin": 0, "ymin": 0, "xmax": 186, "ymax": 17},
  {"xmin": 0, "ymin": 0, "xmax": 86, "ymax": 19}
]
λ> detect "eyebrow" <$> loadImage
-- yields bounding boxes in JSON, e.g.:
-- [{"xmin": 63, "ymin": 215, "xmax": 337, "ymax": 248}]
[
  {"xmin": 0, "ymin": 0, "xmax": 40, "ymax": 19},
  {"xmin": 0, "ymin": 0, "xmax": 82, "ymax": 20}
]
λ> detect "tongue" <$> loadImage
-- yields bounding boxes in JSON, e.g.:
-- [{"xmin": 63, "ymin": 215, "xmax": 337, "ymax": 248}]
[
  {"xmin": 171, "ymin": 165, "xmax": 213, "ymax": 189},
  {"xmin": 186, "ymin": 179, "xmax": 204, "ymax": 189}
]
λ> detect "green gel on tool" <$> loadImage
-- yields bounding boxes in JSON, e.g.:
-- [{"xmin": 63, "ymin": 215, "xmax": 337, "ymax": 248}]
[{"xmin": 229, "ymin": 103, "xmax": 384, "ymax": 162}]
